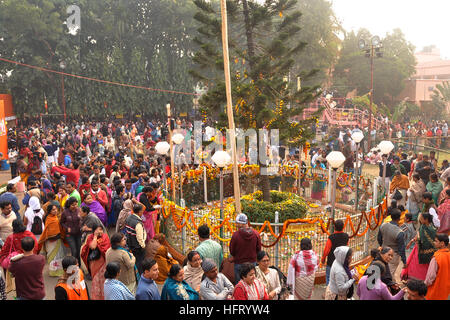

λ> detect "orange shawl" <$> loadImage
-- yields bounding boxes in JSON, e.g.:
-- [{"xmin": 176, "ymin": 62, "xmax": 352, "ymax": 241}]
[
  {"xmin": 37, "ymin": 214, "xmax": 63, "ymax": 252},
  {"xmin": 390, "ymin": 174, "xmax": 410, "ymax": 193}
]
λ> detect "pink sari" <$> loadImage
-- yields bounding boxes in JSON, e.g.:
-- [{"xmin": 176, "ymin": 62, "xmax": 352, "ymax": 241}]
[
  {"xmin": 137, "ymin": 193, "xmax": 155, "ymax": 241},
  {"xmin": 402, "ymin": 244, "xmax": 429, "ymax": 281}
]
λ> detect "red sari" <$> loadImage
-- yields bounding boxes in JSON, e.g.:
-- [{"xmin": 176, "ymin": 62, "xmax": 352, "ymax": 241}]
[{"xmin": 80, "ymin": 233, "xmax": 111, "ymax": 300}]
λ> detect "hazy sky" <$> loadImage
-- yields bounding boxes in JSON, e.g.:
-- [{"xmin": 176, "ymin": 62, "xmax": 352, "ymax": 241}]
[{"xmin": 331, "ymin": 0, "xmax": 450, "ymax": 59}]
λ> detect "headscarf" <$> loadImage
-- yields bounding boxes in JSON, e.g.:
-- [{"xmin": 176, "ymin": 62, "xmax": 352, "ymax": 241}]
[
  {"xmin": 116, "ymin": 199, "xmax": 133, "ymax": 233},
  {"xmin": 82, "ymin": 200, "xmax": 107, "ymax": 226},
  {"xmin": 25, "ymin": 196, "xmax": 44, "ymax": 232}
]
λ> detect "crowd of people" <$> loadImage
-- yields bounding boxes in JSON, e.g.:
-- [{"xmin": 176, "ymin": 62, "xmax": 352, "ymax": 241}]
[{"xmin": 0, "ymin": 117, "xmax": 448, "ymax": 301}]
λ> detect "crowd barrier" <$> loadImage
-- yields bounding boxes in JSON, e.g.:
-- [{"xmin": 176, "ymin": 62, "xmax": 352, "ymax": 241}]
[{"xmin": 160, "ymin": 165, "xmax": 388, "ymax": 283}]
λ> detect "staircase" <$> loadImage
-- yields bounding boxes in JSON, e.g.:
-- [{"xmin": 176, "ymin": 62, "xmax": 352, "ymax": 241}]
[{"xmin": 298, "ymin": 97, "xmax": 384, "ymax": 130}]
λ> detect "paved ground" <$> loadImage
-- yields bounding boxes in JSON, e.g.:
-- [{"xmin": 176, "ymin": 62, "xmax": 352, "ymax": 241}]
[{"xmin": 1, "ymin": 169, "xmax": 334, "ymax": 300}]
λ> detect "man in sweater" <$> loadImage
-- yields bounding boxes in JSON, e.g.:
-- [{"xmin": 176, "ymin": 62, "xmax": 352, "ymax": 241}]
[
  {"xmin": 424, "ymin": 233, "xmax": 450, "ymax": 300},
  {"xmin": 9, "ymin": 236, "xmax": 45, "ymax": 300},
  {"xmin": 135, "ymin": 258, "xmax": 161, "ymax": 300},
  {"xmin": 321, "ymin": 219, "xmax": 349, "ymax": 285},
  {"xmin": 195, "ymin": 224, "xmax": 223, "ymax": 269},
  {"xmin": 125, "ymin": 203, "xmax": 147, "ymax": 274},
  {"xmin": 229, "ymin": 213, "xmax": 262, "ymax": 285},
  {"xmin": 377, "ymin": 209, "xmax": 407, "ymax": 283}
]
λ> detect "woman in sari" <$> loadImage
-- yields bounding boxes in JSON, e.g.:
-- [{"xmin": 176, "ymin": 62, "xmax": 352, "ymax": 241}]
[
  {"xmin": 407, "ymin": 173, "xmax": 426, "ymax": 221},
  {"xmin": 255, "ymin": 251, "xmax": 282, "ymax": 300},
  {"xmin": 82, "ymin": 194, "xmax": 107, "ymax": 227},
  {"xmin": 233, "ymin": 262, "xmax": 270, "ymax": 300},
  {"xmin": 426, "ymin": 173, "xmax": 443, "ymax": 206},
  {"xmin": 57, "ymin": 185, "xmax": 69, "ymax": 210},
  {"xmin": 161, "ymin": 264, "xmax": 199, "ymax": 300},
  {"xmin": 287, "ymin": 238, "xmax": 319, "ymax": 300},
  {"xmin": 80, "ymin": 224, "xmax": 111, "ymax": 300},
  {"xmin": 402, "ymin": 213, "xmax": 437, "ymax": 281},
  {"xmin": 37, "ymin": 204, "xmax": 66, "ymax": 277},
  {"xmin": 183, "ymin": 251, "xmax": 203, "ymax": 294},
  {"xmin": 137, "ymin": 186, "xmax": 157, "ymax": 241}
]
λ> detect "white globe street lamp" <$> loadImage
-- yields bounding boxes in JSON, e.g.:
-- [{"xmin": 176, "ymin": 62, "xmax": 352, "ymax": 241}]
[
  {"xmin": 351, "ymin": 131, "xmax": 364, "ymax": 211},
  {"xmin": 155, "ymin": 141, "xmax": 170, "ymax": 195},
  {"xmin": 326, "ymin": 151, "xmax": 346, "ymax": 232},
  {"xmin": 378, "ymin": 140, "xmax": 394, "ymax": 155},
  {"xmin": 212, "ymin": 150, "xmax": 232, "ymax": 245},
  {"xmin": 171, "ymin": 133, "xmax": 185, "ymax": 205}
]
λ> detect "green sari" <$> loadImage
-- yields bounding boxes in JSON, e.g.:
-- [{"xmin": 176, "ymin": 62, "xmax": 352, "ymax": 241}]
[
  {"xmin": 418, "ymin": 224, "xmax": 437, "ymax": 264},
  {"xmin": 426, "ymin": 181, "xmax": 443, "ymax": 206}
]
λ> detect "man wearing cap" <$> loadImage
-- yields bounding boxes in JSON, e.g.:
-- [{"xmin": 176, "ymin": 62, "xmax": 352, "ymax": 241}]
[
  {"xmin": 199, "ymin": 258, "xmax": 234, "ymax": 300},
  {"xmin": 229, "ymin": 213, "xmax": 262, "ymax": 285}
]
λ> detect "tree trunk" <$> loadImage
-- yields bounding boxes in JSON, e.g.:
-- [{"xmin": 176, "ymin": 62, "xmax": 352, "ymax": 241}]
[
  {"xmin": 241, "ymin": 0, "xmax": 271, "ymax": 202},
  {"xmin": 242, "ymin": 0, "xmax": 256, "ymax": 70}
]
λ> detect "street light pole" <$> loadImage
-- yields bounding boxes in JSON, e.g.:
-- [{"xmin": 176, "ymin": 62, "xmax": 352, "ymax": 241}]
[
  {"xmin": 369, "ymin": 47, "xmax": 374, "ymax": 150},
  {"xmin": 326, "ymin": 151, "xmax": 346, "ymax": 234},
  {"xmin": 219, "ymin": 167, "xmax": 224, "ymax": 246}
]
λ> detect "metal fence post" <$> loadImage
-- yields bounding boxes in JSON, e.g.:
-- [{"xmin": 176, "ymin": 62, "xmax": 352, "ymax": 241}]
[
  {"xmin": 373, "ymin": 178, "xmax": 378, "ymax": 206},
  {"xmin": 274, "ymin": 211, "xmax": 279, "ymax": 268},
  {"xmin": 181, "ymin": 199, "xmax": 186, "ymax": 254}
]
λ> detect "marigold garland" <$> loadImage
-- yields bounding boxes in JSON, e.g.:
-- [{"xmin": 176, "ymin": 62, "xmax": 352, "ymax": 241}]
[{"xmin": 161, "ymin": 195, "xmax": 388, "ymax": 248}]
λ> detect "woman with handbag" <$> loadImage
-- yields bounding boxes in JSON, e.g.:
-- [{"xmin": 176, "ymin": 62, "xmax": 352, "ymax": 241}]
[
  {"xmin": 80, "ymin": 224, "xmax": 111, "ymax": 300},
  {"xmin": 37, "ymin": 204, "xmax": 66, "ymax": 277},
  {"xmin": 0, "ymin": 219, "xmax": 37, "ymax": 296}
]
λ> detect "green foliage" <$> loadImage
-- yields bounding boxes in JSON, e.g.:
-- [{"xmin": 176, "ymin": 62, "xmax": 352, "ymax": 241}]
[
  {"xmin": 191, "ymin": 0, "xmax": 322, "ymax": 147},
  {"xmin": 241, "ymin": 190, "xmax": 309, "ymax": 223},
  {"xmin": 0, "ymin": 0, "xmax": 198, "ymax": 117},
  {"xmin": 332, "ymin": 28, "xmax": 417, "ymax": 110},
  {"xmin": 429, "ymin": 81, "xmax": 450, "ymax": 120},
  {"xmin": 392, "ymin": 101, "xmax": 422, "ymax": 122}
]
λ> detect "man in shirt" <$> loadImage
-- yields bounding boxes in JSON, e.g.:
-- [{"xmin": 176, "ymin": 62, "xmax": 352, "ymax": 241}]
[
  {"xmin": 51, "ymin": 161, "xmax": 80, "ymax": 186},
  {"xmin": 135, "ymin": 258, "xmax": 161, "ymax": 300},
  {"xmin": 0, "ymin": 184, "xmax": 21, "ymax": 220},
  {"xmin": 0, "ymin": 201, "xmax": 16, "ymax": 243},
  {"xmin": 377, "ymin": 209, "xmax": 407, "ymax": 283},
  {"xmin": 321, "ymin": 219, "xmax": 349, "ymax": 285},
  {"xmin": 424, "ymin": 233, "xmax": 450, "ymax": 300},
  {"xmin": 66, "ymin": 181, "xmax": 81, "ymax": 206},
  {"xmin": 195, "ymin": 224, "xmax": 223, "ymax": 269},
  {"xmin": 89, "ymin": 179, "xmax": 109, "ymax": 210},
  {"xmin": 9, "ymin": 236, "xmax": 45, "ymax": 300}
]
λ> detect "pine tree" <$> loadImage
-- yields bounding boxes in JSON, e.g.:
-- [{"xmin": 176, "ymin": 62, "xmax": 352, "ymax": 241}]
[{"xmin": 190, "ymin": 0, "xmax": 323, "ymax": 202}]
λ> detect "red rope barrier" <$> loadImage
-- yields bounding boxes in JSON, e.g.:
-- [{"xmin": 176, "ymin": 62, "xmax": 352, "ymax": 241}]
[{"xmin": 0, "ymin": 57, "xmax": 200, "ymax": 96}]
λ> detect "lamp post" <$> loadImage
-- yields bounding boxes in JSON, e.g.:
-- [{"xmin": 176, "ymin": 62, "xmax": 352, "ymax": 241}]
[
  {"xmin": 378, "ymin": 140, "xmax": 394, "ymax": 198},
  {"xmin": 212, "ymin": 150, "xmax": 231, "ymax": 248},
  {"xmin": 359, "ymin": 36, "xmax": 383, "ymax": 150},
  {"xmin": 59, "ymin": 61, "xmax": 67, "ymax": 122},
  {"xmin": 172, "ymin": 133, "xmax": 185, "ymax": 205},
  {"xmin": 155, "ymin": 141, "xmax": 170, "ymax": 196},
  {"xmin": 326, "ymin": 151, "xmax": 346, "ymax": 233},
  {"xmin": 351, "ymin": 131, "xmax": 364, "ymax": 211}
]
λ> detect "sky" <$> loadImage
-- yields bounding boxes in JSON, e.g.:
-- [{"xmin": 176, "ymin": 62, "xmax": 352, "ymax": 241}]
[{"xmin": 331, "ymin": 0, "xmax": 450, "ymax": 59}]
